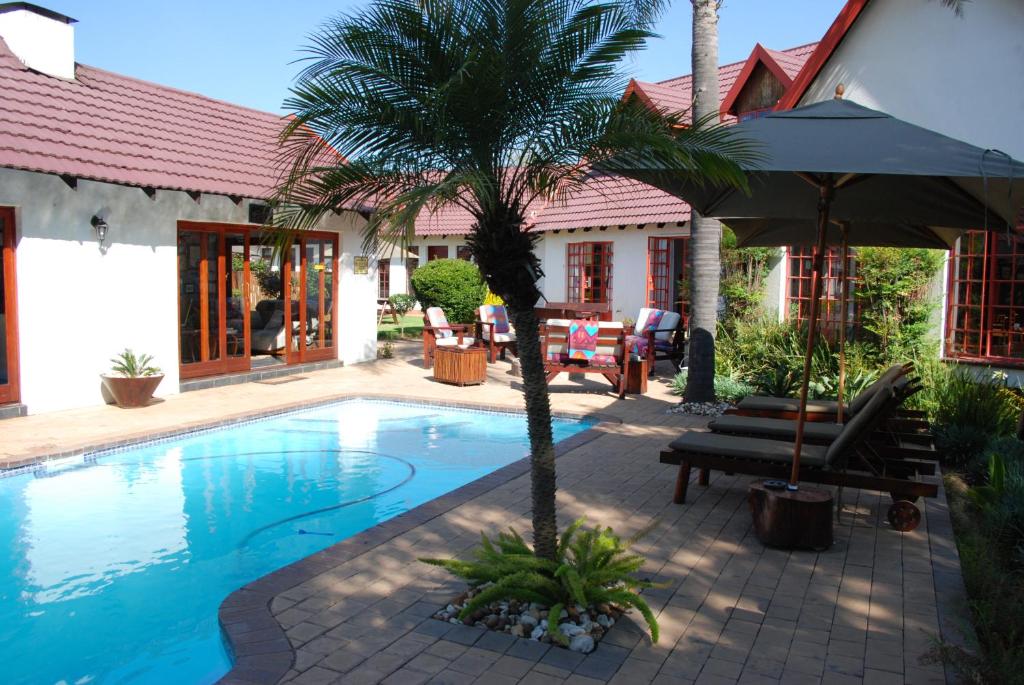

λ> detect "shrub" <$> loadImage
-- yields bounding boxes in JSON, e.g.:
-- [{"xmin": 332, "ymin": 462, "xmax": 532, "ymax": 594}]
[
  {"xmin": 936, "ymin": 424, "xmax": 992, "ymax": 474},
  {"xmin": 421, "ymin": 519, "xmax": 660, "ymax": 643},
  {"xmin": 671, "ymin": 371, "xmax": 754, "ymax": 403},
  {"xmin": 410, "ymin": 258, "xmax": 487, "ymax": 324},
  {"xmin": 933, "ymin": 368, "xmax": 1017, "ymax": 439}
]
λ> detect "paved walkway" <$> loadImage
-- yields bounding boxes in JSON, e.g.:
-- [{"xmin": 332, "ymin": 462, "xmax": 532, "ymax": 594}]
[{"xmin": 1, "ymin": 343, "xmax": 970, "ymax": 684}]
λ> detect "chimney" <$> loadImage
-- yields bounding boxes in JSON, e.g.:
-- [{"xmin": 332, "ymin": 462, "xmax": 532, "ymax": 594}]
[{"xmin": 0, "ymin": 3, "xmax": 77, "ymax": 80}]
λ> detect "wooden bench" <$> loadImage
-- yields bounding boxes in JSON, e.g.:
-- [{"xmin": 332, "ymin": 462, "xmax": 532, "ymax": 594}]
[{"xmin": 539, "ymin": 319, "xmax": 630, "ymax": 399}]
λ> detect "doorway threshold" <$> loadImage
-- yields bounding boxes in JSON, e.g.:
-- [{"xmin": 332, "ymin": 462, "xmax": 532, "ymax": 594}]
[
  {"xmin": 0, "ymin": 403, "xmax": 27, "ymax": 421},
  {"xmin": 179, "ymin": 359, "xmax": 342, "ymax": 393}
]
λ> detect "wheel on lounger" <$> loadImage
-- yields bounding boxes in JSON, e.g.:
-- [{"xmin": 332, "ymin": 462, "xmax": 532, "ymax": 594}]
[{"xmin": 887, "ymin": 500, "xmax": 921, "ymax": 532}]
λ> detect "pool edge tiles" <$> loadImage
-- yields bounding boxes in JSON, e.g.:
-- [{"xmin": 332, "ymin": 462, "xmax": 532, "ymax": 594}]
[
  {"xmin": 215, "ymin": 408, "xmax": 617, "ymax": 685},
  {"xmin": 0, "ymin": 393, "xmax": 616, "ymax": 476}
]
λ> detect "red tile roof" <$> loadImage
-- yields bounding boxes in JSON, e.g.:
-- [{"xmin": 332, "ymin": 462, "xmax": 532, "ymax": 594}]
[
  {"xmin": 0, "ymin": 36, "xmax": 287, "ymax": 199},
  {"xmin": 530, "ymin": 174, "xmax": 689, "ymax": 231},
  {"xmin": 629, "ymin": 42, "xmax": 818, "ymax": 123}
]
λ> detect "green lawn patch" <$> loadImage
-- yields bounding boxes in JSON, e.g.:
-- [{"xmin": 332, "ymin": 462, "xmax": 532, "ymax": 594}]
[{"xmin": 378, "ymin": 313, "xmax": 424, "ymax": 341}]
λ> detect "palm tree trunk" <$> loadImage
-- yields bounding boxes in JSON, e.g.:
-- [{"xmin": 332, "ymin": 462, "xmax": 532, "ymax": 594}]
[
  {"xmin": 469, "ymin": 213, "xmax": 558, "ymax": 561},
  {"xmin": 507, "ymin": 305, "xmax": 558, "ymax": 561},
  {"xmin": 685, "ymin": 0, "xmax": 722, "ymax": 403}
]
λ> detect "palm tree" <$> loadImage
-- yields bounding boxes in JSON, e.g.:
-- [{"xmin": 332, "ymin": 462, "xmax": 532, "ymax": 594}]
[
  {"xmin": 274, "ymin": 0, "xmax": 750, "ymax": 561},
  {"xmin": 683, "ymin": 0, "xmax": 722, "ymax": 403}
]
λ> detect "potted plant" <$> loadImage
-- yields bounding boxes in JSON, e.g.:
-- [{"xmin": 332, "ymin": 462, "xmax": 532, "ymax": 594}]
[{"xmin": 101, "ymin": 349, "xmax": 163, "ymax": 408}]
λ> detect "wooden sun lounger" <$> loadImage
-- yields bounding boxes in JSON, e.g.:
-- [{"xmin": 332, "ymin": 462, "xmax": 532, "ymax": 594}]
[
  {"xmin": 662, "ymin": 385, "xmax": 938, "ymax": 531},
  {"xmin": 727, "ymin": 363, "xmax": 914, "ymax": 422}
]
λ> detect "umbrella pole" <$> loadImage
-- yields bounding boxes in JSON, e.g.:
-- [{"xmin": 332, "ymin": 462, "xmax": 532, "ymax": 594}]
[
  {"xmin": 837, "ymin": 225, "xmax": 849, "ymax": 424},
  {"xmin": 790, "ymin": 179, "xmax": 835, "ymax": 488}
]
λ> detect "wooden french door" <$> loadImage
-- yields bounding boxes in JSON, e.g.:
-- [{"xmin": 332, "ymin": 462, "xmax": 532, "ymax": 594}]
[
  {"xmin": 178, "ymin": 223, "xmax": 251, "ymax": 379},
  {"xmin": 283, "ymin": 234, "xmax": 338, "ymax": 364},
  {"xmin": 0, "ymin": 207, "xmax": 20, "ymax": 404}
]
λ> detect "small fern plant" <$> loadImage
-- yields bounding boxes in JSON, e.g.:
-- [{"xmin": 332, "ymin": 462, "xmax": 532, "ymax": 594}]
[
  {"xmin": 420, "ymin": 518, "xmax": 660, "ymax": 643},
  {"xmin": 109, "ymin": 349, "xmax": 161, "ymax": 377}
]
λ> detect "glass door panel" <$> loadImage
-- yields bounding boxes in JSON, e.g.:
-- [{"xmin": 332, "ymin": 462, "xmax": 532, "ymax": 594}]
[
  {"xmin": 285, "ymin": 235, "xmax": 337, "ymax": 364},
  {"xmin": 178, "ymin": 231, "xmax": 203, "ymax": 366},
  {"xmin": 226, "ymin": 233, "xmax": 249, "ymax": 361},
  {"xmin": 178, "ymin": 225, "xmax": 251, "ymax": 379},
  {"xmin": 0, "ymin": 208, "xmax": 19, "ymax": 404},
  {"xmin": 204, "ymin": 232, "xmax": 221, "ymax": 362}
]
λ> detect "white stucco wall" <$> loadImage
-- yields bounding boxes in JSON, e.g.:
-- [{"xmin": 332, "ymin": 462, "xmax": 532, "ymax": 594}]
[
  {"xmin": 538, "ymin": 226, "xmax": 689, "ymax": 321},
  {"xmin": 0, "ymin": 168, "xmax": 374, "ymax": 414},
  {"xmin": 799, "ymin": 0, "xmax": 1024, "ymax": 160}
]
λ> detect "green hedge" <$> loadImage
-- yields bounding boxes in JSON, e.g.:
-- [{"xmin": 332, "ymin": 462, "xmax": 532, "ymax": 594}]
[{"xmin": 410, "ymin": 258, "xmax": 487, "ymax": 324}]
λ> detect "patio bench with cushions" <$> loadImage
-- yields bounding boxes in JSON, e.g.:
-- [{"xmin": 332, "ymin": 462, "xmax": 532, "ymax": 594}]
[
  {"xmin": 421, "ymin": 307, "xmax": 476, "ymax": 368},
  {"xmin": 626, "ymin": 307, "xmax": 687, "ymax": 376},
  {"xmin": 476, "ymin": 304, "xmax": 517, "ymax": 363},
  {"xmin": 539, "ymin": 319, "xmax": 630, "ymax": 399},
  {"xmin": 661, "ymin": 383, "xmax": 938, "ymax": 530}
]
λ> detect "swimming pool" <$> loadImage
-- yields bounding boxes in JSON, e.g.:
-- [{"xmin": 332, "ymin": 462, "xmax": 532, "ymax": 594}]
[{"xmin": 0, "ymin": 399, "xmax": 594, "ymax": 685}]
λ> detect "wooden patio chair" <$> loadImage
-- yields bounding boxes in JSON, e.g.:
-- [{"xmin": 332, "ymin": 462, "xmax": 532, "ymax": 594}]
[
  {"xmin": 421, "ymin": 306, "xmax": 476, "ymax": 368},
  {"xmin": 539, "ymin": 319, "xmax": 630, "ymax": 399},
  {"xmin": 475, "ymin": 304, "xmax": 517, "ymax": 363},
  {"xmin": 626, "ymin": 307, "xmax": 687, "ymax": 376},
  {"xmin": 661, "ymin": 385, "xmax": 938, "ymax": 531}
]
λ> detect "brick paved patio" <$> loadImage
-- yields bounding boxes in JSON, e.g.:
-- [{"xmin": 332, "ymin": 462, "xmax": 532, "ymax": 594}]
[{"xmin": 0, "ymin": 342, "xmax": 970, "ymax": 684}]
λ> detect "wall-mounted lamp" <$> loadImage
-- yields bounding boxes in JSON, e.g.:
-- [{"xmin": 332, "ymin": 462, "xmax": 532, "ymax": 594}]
[{"xmin": 91, "ymin": 215, "xmax": 109, "ymax": 244}]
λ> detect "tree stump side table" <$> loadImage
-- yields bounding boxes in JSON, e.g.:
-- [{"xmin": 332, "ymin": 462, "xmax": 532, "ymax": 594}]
[
  {"xmin": 433, "ymin": 345, "xmax": 487, "ymax": 386},
  {"xmin": 626, "ymin": 358, "xmax": 648, "ymax": 394},
  {"xmin": 748, "ymin": 480, "xmax": 833, "ymax": 551}
]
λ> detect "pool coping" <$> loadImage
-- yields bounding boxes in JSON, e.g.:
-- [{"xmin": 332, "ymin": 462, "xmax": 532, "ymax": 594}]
[{"xmin": 210, "ymin": 395, "xmax": 620, "ymax": 684}]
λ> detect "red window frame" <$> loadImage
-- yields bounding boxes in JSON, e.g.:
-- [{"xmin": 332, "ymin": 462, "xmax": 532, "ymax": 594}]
[
  {"xmin": 646, "ymin": 236, "xmax": 689, "ymax": 313},
  {"xmin": 427, "ymin": 245, "xmax": 447, "ymax": 261},
  {"xmin": 786, "ymin": 246, "xmax": 859, "ymax": 334},
  {"xmin": 567, "ymin": 242, "xmax": 613, "ymax": 304},
  {"xmin": 378, "ymin": 258, "xmax": 390, "ymax": 299},
  {"xmin": 945, "ymin": 229, "xmax": 1024, "ymax": 365}
]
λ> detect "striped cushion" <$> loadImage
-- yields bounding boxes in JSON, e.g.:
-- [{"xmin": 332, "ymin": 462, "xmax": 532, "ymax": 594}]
[
  {"xmin": 426, "ymin": 307, "xmax": 453, "ymax": 338},
  {"xmin": 479, "ymin": 304, "xmax": 511, "ymax": 334}
]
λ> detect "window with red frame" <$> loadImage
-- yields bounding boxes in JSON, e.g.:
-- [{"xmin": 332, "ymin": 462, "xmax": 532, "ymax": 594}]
[
  {"xmin": 566, "ymin": 242, "xmax": 613, "ymax": 304},
  {"xmin": 427, "ymin": 245, "xmax": 447, "ymax": 261},
  {"xmin": 738, "ymin": 107, "xmax": 771, "ymax": 122},
  {"xmin": 456, "ymin": 245, "xmax": 472, "ymax": 261},
  {"xmin": 946, "ymin": 230, "xmax": 1024, "ymax": 364},
  {"xmin": 647, "ymin": 237, "xmax": 689, "ymax": 313},
  {"xmin": 787, "ymin": 246, "xmax": 859, "ymax": 334},
  {"xmin": 378, "ymin": 258, "xmax": 390, "ymax": 299}
]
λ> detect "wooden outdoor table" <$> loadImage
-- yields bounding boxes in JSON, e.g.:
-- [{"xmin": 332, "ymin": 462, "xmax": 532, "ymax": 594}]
[
  {"xmin": 535, "ymin": 301, "xmax": 612, "ymax": 321},
  {"xmin": 433, "ymin": 345, "xmax": 487, "ymax": 386}
]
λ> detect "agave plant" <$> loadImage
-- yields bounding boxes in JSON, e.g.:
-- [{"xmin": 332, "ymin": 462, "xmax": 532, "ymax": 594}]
[
  {"xmin": 421, "ymin": 518, "xmax": 660, "ymax": 643},
  {"xmin": 109, "ymin": 349, "xmax": 161, "ymax": 378}
]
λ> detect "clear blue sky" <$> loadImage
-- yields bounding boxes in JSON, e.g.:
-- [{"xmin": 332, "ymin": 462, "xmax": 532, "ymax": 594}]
[{"xmin": 52, "ymin": 0, "xmax": 846, "ymax": 114}]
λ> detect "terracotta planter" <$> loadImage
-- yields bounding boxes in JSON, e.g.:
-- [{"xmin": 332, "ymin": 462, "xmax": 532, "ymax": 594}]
[{"xmin": 101, "ymin": 374, "xmax": 163, "ymax": 408}]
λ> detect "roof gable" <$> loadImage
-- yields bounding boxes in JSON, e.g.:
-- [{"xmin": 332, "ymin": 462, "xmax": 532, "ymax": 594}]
[{"xmin": 719, "ymin": 43, "xmax": 794, "ymax": 117}]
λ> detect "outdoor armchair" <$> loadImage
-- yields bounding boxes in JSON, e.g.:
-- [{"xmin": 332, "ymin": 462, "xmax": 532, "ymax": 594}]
[
  {"xmin": 475, "ymin": 304, "xmax": 517, "ymax": 363},
  {"xmin": 421, "ymin": 307, "xmax": 476, "ymax": 368},
  {"xmin": 626, "ymin": 307, "xmax": 686, "ymax": 375}
]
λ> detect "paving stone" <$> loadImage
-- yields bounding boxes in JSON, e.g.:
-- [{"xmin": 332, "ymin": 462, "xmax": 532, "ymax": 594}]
[
  {"xmin": 427, "ymin": 640, "xmax": 470, "ymax": 660},
  {"xmin": 382, "ymin": 667, "xmax": 431, "ymax": 685},
  {"xmin": 427, "ymin": 668, "xmax": 477, "ymax": 685},
  {"xmin": 448, "ymin": 647, "xmax": 498, "ymax": 676},
  {"xmin": 475, "ymin": 630, "xmax": 516, "ymax": 654},
  {"xmin": 490, "ymin": 655, "xmax": 536, "ymax": 678},
  {"xmin": 506, "ymin": 639, "xmax": 552, "ymax": 662},
  {"xmin": 446, "ymin": 625, "xmax": 486, "ymax": 646},
  {"xmin": 406, "ymin": 653, "xmax": 451, "ymax": 676}
]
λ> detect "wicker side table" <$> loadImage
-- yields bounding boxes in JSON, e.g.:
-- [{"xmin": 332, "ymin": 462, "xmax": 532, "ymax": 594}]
[{"xmin": 433, "ymin": 345, "xmax": 487, "ymax": 386}]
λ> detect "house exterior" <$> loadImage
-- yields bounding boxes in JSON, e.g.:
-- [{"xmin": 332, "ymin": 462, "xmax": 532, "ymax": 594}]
[{"xmin": 0, "ymin": 4, "xmax": 378, "ymax": 416}]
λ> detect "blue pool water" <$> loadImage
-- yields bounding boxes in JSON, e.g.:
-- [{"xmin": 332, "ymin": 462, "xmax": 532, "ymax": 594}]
[{"xmin": 0, "ymin": 399, "xmax": 592, "ymax": 685}]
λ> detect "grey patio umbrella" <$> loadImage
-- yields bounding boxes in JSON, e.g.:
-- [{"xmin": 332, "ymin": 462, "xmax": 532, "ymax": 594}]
[{"xmin": 603, "ymin": 97, "xmax": 1024, "ymax": 489}]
